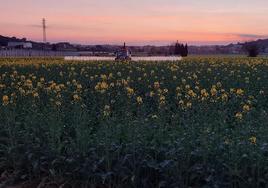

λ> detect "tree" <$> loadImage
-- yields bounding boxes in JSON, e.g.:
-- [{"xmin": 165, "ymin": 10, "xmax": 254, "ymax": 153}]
[
  {"xmin": 181, "ymin": 44, "xmax": 187, "ymax": 57},
  {"xmin": 174, "ymin": 41, "xmax": 180, "ymax": 55},
  {"xmin": 52, "ymin": 44, "xmax": 57, "ymax": 51},
  {"xmin": 173, "ymin": 41, "xmax": 188, "ymax": 57},
  {"xmin": 180, "ymin": 44, "xmax": 184, "ymax": 55},
  {"xmin": 184, "ymin": 43, "xmax": 188, "ymax": 57},
  {"xmin": 243, "ymin": 43, "xmax": 259, "ymax": 57},
  {"xmin": 169, "ymin": 45, "xmax": 175, "ymax": 55}
]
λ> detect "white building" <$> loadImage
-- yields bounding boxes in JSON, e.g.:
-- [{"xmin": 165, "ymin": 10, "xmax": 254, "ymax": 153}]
[{"xmin": 7, "ymin": 42, "xmax": 32, "ymax": 49}]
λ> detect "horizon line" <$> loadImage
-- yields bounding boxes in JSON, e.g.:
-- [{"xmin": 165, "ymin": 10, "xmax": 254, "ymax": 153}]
[{"xmin": 1, "ymin": 34, "xmax": 266, "ymax": 47}]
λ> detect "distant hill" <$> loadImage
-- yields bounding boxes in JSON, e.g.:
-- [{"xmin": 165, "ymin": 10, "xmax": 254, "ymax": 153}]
[
  {"xmin": 189, "ymin": 39, "xmax": 268, "ymax": 54},
  {"xmin": 241, "ymin": 39, "xmax": 268, "ymax": 53},
  {"xmin": 1, "ymin": 35, "xmax": 268, "ymax": 55}
]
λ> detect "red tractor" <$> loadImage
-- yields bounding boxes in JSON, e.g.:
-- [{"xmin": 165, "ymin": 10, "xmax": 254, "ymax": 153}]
[{"xmin": 115, "ymin": 42, "xmax": 132, "ymax": 61}]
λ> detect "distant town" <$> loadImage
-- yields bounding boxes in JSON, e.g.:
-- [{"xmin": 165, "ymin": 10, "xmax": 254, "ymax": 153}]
[{"xmin": 1, "ymin": 35, "xmax": 268, "ymax": 57}]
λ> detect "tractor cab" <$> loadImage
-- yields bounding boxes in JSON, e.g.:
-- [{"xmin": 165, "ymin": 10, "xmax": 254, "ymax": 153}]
[{"xmin": 115, "ymin": 42, "xmax": 132, "ymax": 61}]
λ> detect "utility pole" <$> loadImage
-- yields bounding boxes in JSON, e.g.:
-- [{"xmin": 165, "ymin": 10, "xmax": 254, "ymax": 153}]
[{"xmin": 42, "ymin": 18, "xmax": 47, "ymax": 43}]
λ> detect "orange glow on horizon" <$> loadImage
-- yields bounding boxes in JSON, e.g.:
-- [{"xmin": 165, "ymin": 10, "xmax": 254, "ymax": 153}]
[{"xmin": 1, "ymin": 0, "xmax": 268, "ymax": 45}]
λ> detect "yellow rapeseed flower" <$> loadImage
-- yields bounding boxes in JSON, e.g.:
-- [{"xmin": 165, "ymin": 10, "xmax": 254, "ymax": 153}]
[
  {"xmin": 210, "ymin": 86, "xmax": 217, "ymax": 96},
  {"xmin": 110, "ymin": 83, "xmax": 115, "ymax": 87},
  {"xmin": 249, "ymin": 136, "xmax": 256, "ymax": 145},
  {"xmin": 216, "ymin": 82, "xmax": 222, "ymax": 88},
  {"xmin": 137, "ymin": 96, "xmax": 143, "ymax": 104},
  {"xmin": 122, "ymin": 79, "xmax": 128, "ymax": 86},
  {"xmin": 221, "ymin": 93, "xmax": 228, "ymax": 102},
  {"xmin": 163, "ymin": 88, "xmax": 168, "ymax": 94},
  {"xmin": 152, "ymin": 115, "xmax": 158, "ymax": 119},
  {"xmin": 73, "ymin": 94, "xmax": 81, "ymax": 102},
  {"xmin": 188, "ymin": 90, "xmax": 197, "ymax": 98},
  {"xmin": 201, "ymin": 89, "xmax": 209, "ymax": 98},
  {"xmin": 33, "ymin": 92, "xmax": 39, "ymax": 98},
  {"xmin": 235, "ymin": 112, "xmax": 243, "ymax": 120},
  {"xmin": 159, "ymin": 95, "xmax": 166, "ymax": 105},
  {"xmin": 0, "ymin": 84, "xmax": 6, "ymax": 89},
  {"xmin": 154, "ymin": 82, "xmax": 160, "ymax": 89},
  {"xmin": 103, "ymin": 105, "xmax": 111, "ymax": 117},
  {"xmin": 117, "ymin": 72, "xmax": 122, "ymax": 77},
  {"xmin": 236, "ymin": 89, "xmax": 244, "ymax": 96},
  {"xmin": 224, "ymin": 139, "xmax": 230, "ymax": 145},
  {"xmin": 243, "ymin": 104, "xmax": 250, "ymax": 112},
  {"xmin": 101, "ymin": 74, "xmax": 107, "ymax": 80},
  {"xmin": 25, "ymin": 79, "xmax": 33, "ymax": 88},
  {"xmin": 40, "ymin": 77, "xmax": 45, "ymax": 82},
  {"xmin": 178, "ymin": 100, "xmax": 184, "ymax": 105},
  {"xmin": 149, "ymin": 91, "xmax": 155, "ymax": 97},
  {"xmin": 126, "ymin": 87, "xmax": 134, "ymax": 96},
  {"xmin": 95, "ymin": 81, "xmax": 109, "ymax": 93},
  {"xmin": 186, "ymin": 102, "xmax": 192, "ymax": 108},
  {"xmin": 77, "ymin": 84, "xmax": 82, "ymax": 90},
  {"xmin": 55, "ymin": 101, "xmax": 62, "ymax": 106},
  {"xmin": 2, "ymin": 95, "xmax": 9, "ymax": 105}
]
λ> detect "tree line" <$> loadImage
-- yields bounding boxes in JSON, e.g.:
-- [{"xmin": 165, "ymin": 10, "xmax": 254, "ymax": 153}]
[
  {"xmin": 169, "ymin": 41, "xmax": 189, "ymax": 57},
  {"xmin": 172, "ymin": 41, "xmax": 188, "ymax": 57}
]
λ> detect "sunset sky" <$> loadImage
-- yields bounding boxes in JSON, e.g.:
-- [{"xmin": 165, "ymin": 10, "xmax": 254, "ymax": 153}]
[{"xmin": 1, "ymin": 0, "xmax": 268, "ymax": 45}]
